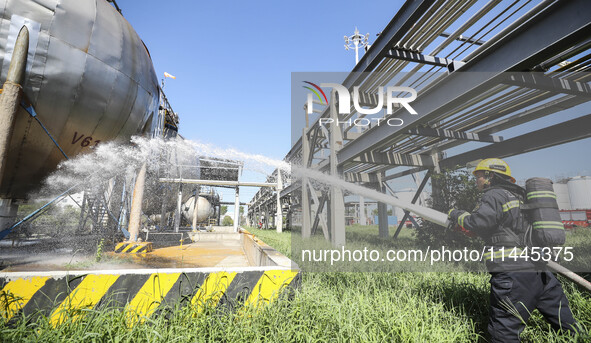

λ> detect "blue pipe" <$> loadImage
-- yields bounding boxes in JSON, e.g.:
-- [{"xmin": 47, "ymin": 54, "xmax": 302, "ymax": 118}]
[
  {"xmin": 20, "ymin": 101, "xmax": 69, "ymax": 160},
  {"xmin": 0, "ymin": 184, "xmax": 77, "ymax": 240}
]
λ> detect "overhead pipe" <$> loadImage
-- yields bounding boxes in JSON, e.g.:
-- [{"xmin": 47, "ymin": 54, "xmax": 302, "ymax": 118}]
[
  {"xmin": 348, "ymin": 0, "xmax": 478, "ymax": 136},
  {"xmin": 393, "ymin": 0, "xmax": 502, "ymax": 89},
  {"xmin": 159, "ymin": 178, "xmax": 277, "ymax": 188},
  {"xmin": 464, "ymin": 0, "xmax": 553, "ymax": 62}
]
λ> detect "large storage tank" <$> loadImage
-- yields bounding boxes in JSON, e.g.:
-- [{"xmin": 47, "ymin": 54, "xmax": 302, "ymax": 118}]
[
  {"xmin": 567, "ymin": 176, "xmax": 591, "ymax": 210},
  {"xmin": 0, "ymin": 0, "xmax": 159, "ymax": 198},
  {"xmin": 182, "ymin": 196, "xmax": 213, "ymax": 224},
  {"xmin": 553, "ymin": 183, "xmax": 571, "ymax": 210}
]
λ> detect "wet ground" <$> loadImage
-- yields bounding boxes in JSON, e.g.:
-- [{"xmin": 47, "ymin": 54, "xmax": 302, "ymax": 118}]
[{"xmin": 0, "ymin": 229, "xmax": 251, "ymax": 272}]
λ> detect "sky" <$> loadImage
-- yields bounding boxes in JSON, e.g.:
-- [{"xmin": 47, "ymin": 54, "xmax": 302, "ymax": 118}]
[
  {"xmin": 122, "ymin": 0, "xmax": 401, "ymax": 154},
  {"xmin": 121, "ymin": 0, "xmax": 409, "ymax": 204},
  {"xmin": 119, "ymin": 1, "xmax": 591, "ymax": 207}
]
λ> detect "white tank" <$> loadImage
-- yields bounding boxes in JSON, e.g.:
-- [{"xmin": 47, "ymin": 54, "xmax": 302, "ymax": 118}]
[
  {"xmin": 182, "ymin": 196, "xmax": 213, "ymax": 224},
  {"xmin": 553, "ymin": 183, "xmax": 571, "ymax": 210},
  {"xmin": 567, "ymin": 176, "xmax": 591, "ymax": 210}
]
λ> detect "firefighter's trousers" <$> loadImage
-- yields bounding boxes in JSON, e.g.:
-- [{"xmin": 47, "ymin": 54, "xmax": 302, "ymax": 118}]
[{"xmin": 488, "ymin": 271, "xmax": 579, "ymax": 342}]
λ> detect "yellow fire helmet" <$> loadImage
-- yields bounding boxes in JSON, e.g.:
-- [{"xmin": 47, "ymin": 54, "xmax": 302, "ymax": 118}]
[{"xmin": 473, "ymin": 158, "xmax": 516, "ymax": 183}]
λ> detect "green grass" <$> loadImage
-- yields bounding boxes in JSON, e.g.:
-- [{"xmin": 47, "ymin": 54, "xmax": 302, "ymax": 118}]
[
  {"xmin": 564, "ymin": 227, "xmax": 591, "ymax": 272},
  {"xmin": 2, "ymin": 227, "xmax": 590, "ymax": 342},
  {"xmin": 250, "ymin": 226, "xmax": 591, "ymax": 342}
]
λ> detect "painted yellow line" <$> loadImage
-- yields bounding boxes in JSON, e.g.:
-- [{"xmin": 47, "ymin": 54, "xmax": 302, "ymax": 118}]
[
  {"xmin": 244, "ymin": 270, "xmax": 298, "ymax": 307},
  {"xmin": 1, "ymin": 276, "xmax": 50, "ymax": 321},
  {"xmin": 191, "ymin": 271, "xmax": 237, "ymax": 313},
  {"xmin": 49, "ymin": 274, "xmax": 119, "ymax": 327},
  {"xmin": 126, "ymin": 273, "xmax": 180, "ymax": 325}
]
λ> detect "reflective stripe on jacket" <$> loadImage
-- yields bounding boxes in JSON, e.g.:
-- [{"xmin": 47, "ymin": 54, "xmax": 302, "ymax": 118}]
[{"xmin": 455, "ymin": 186, "xmax": 535, "ymax": 271}]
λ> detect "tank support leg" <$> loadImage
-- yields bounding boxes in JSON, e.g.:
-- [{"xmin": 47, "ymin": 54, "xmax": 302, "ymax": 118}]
[
  {"xmin": 0, "ymin": 27, "xmax": 29, "ymax": 237},
  {"xmin": 0, "ymin": 26, "xmax": 28, "ymax": 189},
  {"xmin": 128, "ymin": 162, "xmax": 147, "ymax": 242},
  {"xmin": 0, "ymin": 199, "xmax": 18, "ymax": 232}
]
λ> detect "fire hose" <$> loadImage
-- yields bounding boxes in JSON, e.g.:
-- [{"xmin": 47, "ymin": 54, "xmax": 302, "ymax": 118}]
[
  {"xmin": 297, "ymin": 167, "xmax": 591, "ymax": 292},
  {"xmin": 364, "ymin": 189, "xmax": 591, "ymax": 292}
]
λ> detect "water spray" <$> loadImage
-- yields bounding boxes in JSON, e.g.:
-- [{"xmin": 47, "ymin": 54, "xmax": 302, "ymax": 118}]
[
  {"xmin": 189, "ymin": 142, "xmax": 591, "ymax": 291},
  {"xmin": 12, "ymin": 137, "xmax": 590, "ymax": 291}
]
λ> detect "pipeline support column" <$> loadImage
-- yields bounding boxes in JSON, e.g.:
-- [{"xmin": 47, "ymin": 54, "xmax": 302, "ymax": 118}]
[
  {"xmin": 329, "ymin": 90, "xmax": 345, "ymax": 247},
  {"xmin": 233, "ymin": 186, "xmax": 240, "ymax": 232},
  {"xmin": 359, "ymin": 196, "xmax": 366, "ymax": 225},
  {"xmin": 376, "ymin": 179, "xmax": 390, "ymax": 238},
  {"xmin": 174, "ymin": 185, "xmax": 182, "ymax": 232},
  {"xmin": 276, "ymin": 172, "xmax": 283, "ymax": 233},
  {"xmin": 301, "ymin": 127, "xmax": 311, "ymax": 238},
  {"xmin": 377, "ymin": 196, "xmax": 389, "ymax": 238},
  {"xmin": 192, "ymin": 187, "xmax": 200, "ymax": 231}
]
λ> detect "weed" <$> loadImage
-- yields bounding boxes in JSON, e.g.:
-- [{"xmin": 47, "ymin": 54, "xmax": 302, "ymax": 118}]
[{"xmin": 95, "ymin": 239, "xmax": 105, "ymax": 263}]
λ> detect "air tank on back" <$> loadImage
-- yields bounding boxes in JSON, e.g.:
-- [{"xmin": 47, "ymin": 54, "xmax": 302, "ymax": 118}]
[{"xmin": 0, "ymin": 0, "xmax": 159, "ymax": 199}]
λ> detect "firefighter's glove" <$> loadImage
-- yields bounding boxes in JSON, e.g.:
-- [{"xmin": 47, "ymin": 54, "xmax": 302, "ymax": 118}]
[
  {"xmin": 448, "ymin": 209, "xmax": 476, "ymax": 238},
  {"xmin": 447, "ymin": 209, "xmax": 464, "ymax": 225}
]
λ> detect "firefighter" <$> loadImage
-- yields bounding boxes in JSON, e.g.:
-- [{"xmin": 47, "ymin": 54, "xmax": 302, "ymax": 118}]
[{"xmin": 447, "ymin": 158, "xmax": 580, "ymax": 342}]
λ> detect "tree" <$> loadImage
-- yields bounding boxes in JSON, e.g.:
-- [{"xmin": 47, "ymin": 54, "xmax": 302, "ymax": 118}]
[
  {"xmin": 414, "ymin": 169, "xmax": 481, "ymax": 248},
  {"xmin": 371, "ymin": 208, "xmax": 392, "ymax": 216},
  {"xmin": 239, "ymin": 206, "xmax": 245, "ymax": 226},
  {"xmin": 222, "ymin": 215, "xmax": 233, "ymax": 226},
  {"xmin": 220, "ymin": 205, "xmax": 228, "ymax": 216}
]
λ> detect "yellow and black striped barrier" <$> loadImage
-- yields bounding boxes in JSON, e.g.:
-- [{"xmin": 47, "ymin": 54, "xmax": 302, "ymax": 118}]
[
  {"xmin": 114, "ymin": 241, "xmax": 153, "ymax": 253},
  {"xmin": 0, "ymin": 268, "xmax": 300, "ymax": 326}
]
